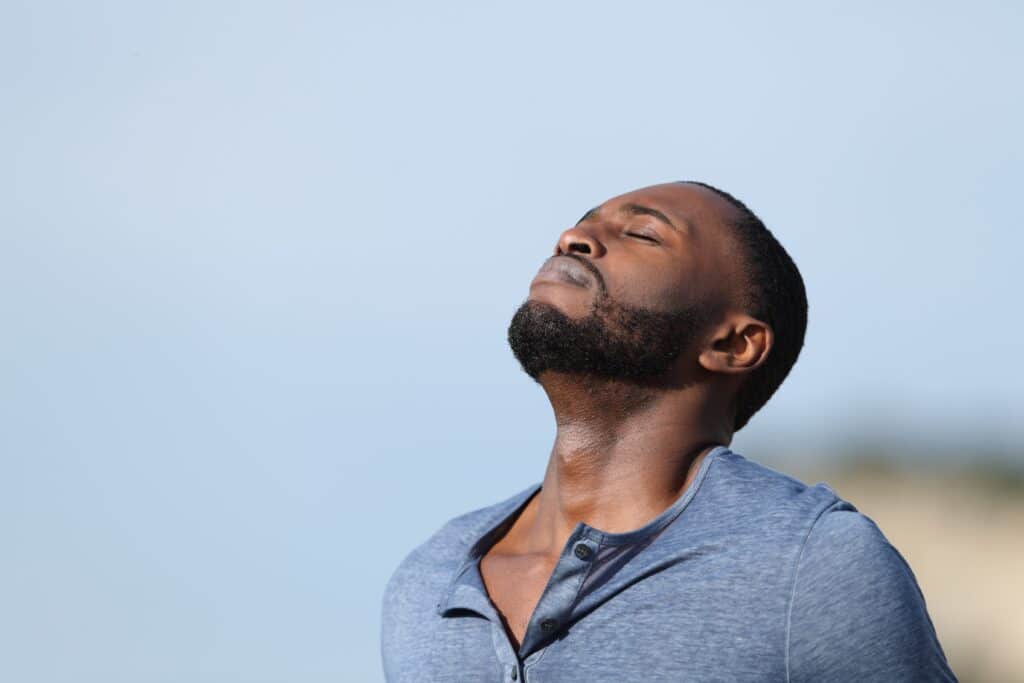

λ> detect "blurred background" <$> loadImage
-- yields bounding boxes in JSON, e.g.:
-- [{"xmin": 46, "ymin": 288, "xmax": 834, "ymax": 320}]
[{"xmin": 2, "ymin": 1, "xmax": 1021, "ymax": 681}]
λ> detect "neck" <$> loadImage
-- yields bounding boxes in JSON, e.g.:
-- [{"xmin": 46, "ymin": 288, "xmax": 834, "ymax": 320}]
[{"xmin": 513, "ymin": 371, "xmax": 731, "ymax": 559}]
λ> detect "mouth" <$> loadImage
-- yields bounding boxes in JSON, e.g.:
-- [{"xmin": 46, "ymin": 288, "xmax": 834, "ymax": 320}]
[{"xmin": 531, "ymin": 255, "xmax": 595, "ymax": 289}]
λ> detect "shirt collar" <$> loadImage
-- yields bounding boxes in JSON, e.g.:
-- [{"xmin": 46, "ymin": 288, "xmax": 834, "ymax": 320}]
[
  {"xmin": 436, "ymin": 481, "xmax": 543, "ymax": 616},
  {"xmin": 436, "ymin": 444, "xmax": 728, "ymax": 617}
]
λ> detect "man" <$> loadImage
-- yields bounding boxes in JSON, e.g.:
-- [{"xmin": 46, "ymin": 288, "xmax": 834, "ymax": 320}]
[{"xmin": 380, "ymin": 182, "xmax": 957, "ymax": 682}]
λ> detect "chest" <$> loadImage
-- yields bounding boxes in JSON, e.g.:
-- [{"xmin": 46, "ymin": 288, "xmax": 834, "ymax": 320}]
[
  {"xmin": 478, "ymin": 551, "xmax": 558, "ymax": 650},
  {"xmin": 425, "ymin": 567, "xmax": 790, "ymax": 683},
  {"xmin": 401, "ymin": 542, "xmax": 796, "ymax": 682}
]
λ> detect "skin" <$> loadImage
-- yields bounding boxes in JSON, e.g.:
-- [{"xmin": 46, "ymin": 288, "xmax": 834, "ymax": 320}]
[{"xmin": 479, "ymin": 182, "xmax": 775, "ymax": 651}]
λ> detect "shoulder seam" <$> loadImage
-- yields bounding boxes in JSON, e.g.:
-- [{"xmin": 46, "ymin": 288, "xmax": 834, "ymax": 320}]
[{"xmin": 784, "ymin": 493, "xmax": 843, "ymax": 683}]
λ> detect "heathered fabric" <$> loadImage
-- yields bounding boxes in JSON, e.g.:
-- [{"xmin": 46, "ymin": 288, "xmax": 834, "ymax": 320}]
[{"xmin": 380, "ymin": 445, "xmax": 957, "ymax": 682}]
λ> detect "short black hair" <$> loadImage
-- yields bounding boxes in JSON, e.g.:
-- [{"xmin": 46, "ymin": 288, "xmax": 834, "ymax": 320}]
[{"xmin": 683, "ymin": 181, "xmax": 808, "ymax": 433}]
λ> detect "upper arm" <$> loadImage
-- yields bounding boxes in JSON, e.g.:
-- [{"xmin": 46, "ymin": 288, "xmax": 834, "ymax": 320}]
[{"xmin": 786, "ymin": 505, "xmax": 958, "ymax": 682}]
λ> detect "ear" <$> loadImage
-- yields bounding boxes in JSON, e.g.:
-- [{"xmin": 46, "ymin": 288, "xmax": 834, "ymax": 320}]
[{"xmin": 698, "ymin": 313, "xmax": 773, "ymax": 376}]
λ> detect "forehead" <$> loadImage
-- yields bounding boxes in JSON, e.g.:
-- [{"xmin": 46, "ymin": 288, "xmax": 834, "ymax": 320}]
[{"xmin": 599, "ymin": 182, "xmax": 739, "ymax": 233}]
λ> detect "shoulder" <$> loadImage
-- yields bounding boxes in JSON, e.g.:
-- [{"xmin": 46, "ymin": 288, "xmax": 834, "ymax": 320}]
[
  {"xmin": 703, "ymin": 448, "xmax": 843, "ymax": 527},
  {"xmin": 786, "ymin": 502, "xmax": 957, "ymax": 681},
  {"xmin": 802, "ymin": 503, "xmax": 893, "ymax": 566},
  {"xmin": 793, "ymin": 502, "xmax": 914, "ymax": 606}
]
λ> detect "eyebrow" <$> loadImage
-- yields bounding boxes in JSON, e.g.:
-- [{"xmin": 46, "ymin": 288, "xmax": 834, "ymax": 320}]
[{"xmin": 575, "ymin": 203, "xmax": 685, "ymax": 233}]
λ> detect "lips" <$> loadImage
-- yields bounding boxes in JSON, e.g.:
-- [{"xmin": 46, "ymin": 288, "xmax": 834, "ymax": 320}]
[{"xmin": 532, "ymin": 255, "xmax": 595, "ymax": 288}]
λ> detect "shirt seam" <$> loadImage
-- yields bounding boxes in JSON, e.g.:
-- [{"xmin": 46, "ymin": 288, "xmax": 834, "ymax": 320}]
[
  {"xmin": 784, "ymin": 494, "xmax": 843, "ymax": 683},
  {"xmin": 523, "ymin": 641, "xmax": 553, "ymax": 674}
]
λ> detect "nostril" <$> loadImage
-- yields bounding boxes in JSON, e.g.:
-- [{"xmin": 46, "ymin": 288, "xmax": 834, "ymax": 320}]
[{"xmin": 569, "ymin": 243, "xmax": 591, "ymax": 254}]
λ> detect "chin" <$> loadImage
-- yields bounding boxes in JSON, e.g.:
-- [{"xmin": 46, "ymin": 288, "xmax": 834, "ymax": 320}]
[{"xmin": 527, "ymin": 284, "xmax": 592, "ymax": 312}]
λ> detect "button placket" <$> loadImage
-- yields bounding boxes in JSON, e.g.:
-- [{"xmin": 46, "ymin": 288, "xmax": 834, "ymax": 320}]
[{"xmin": 515, "ymin": 528, "xmax": 599, "ymax": 659}]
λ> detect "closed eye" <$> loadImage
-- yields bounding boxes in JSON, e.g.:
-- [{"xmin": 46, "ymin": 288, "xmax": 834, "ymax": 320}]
[{"xmin": 626, "ymin": 232, "xmax": 659, "ymax": 243}]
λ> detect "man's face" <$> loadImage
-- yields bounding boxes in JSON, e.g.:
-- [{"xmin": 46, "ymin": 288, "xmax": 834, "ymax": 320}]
[{"xmin": 507, "ymin": 182, "xmax": 740, "ymax": 383}]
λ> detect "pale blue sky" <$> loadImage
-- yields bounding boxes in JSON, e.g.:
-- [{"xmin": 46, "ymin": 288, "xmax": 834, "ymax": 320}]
[{"xmin": 2, "ymin": 2, "xmax": 1021, "ymax": 681}]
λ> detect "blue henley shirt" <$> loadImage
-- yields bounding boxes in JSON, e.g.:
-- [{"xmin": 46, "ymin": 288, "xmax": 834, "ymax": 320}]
[{"xmin": 380, "ymin": 445, "xmax": 957, "ymax": 681}]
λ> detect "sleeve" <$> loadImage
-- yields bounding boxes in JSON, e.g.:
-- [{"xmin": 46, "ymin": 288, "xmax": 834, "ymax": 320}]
[
  {"xmin": 380, "ymin": 581, "xmax": 394, "ymax": 681},
  {"xmin": 786, "ymin": 502, "xmax": 959, "ymax": 682},
  {"xmin": 380, "ymin": 561, "xmax": 408, "ymax": 682}
]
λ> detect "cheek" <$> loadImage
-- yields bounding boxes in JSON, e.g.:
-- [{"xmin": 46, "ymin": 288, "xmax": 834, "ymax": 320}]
[{"xmin": 611, "ymin": 276, "xmax": 693, "ymax": 314}]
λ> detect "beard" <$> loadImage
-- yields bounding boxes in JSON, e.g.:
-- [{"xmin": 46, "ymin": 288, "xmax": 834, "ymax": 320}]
[{"xmin": 507, "ymin": 287, "xmax": 715, "ymax": 383}]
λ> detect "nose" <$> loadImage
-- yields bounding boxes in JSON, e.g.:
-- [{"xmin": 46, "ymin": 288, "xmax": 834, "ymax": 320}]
[{"xmin": 553, "ymin": 224, "xmax": 606, "ymax": 257}]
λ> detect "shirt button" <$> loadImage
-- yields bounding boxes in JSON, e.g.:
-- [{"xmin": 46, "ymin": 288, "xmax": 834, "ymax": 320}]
[
  {"xmin": 540, "ymin": 617, "xmax": 558, "ymax": 633},
  {"xmin": 510, "ymin": 665, "xmax": 518, "ymax": 680},
  {"xmin": 573, "ymin": 542, "xmax": 593, "ymax": 561}
]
